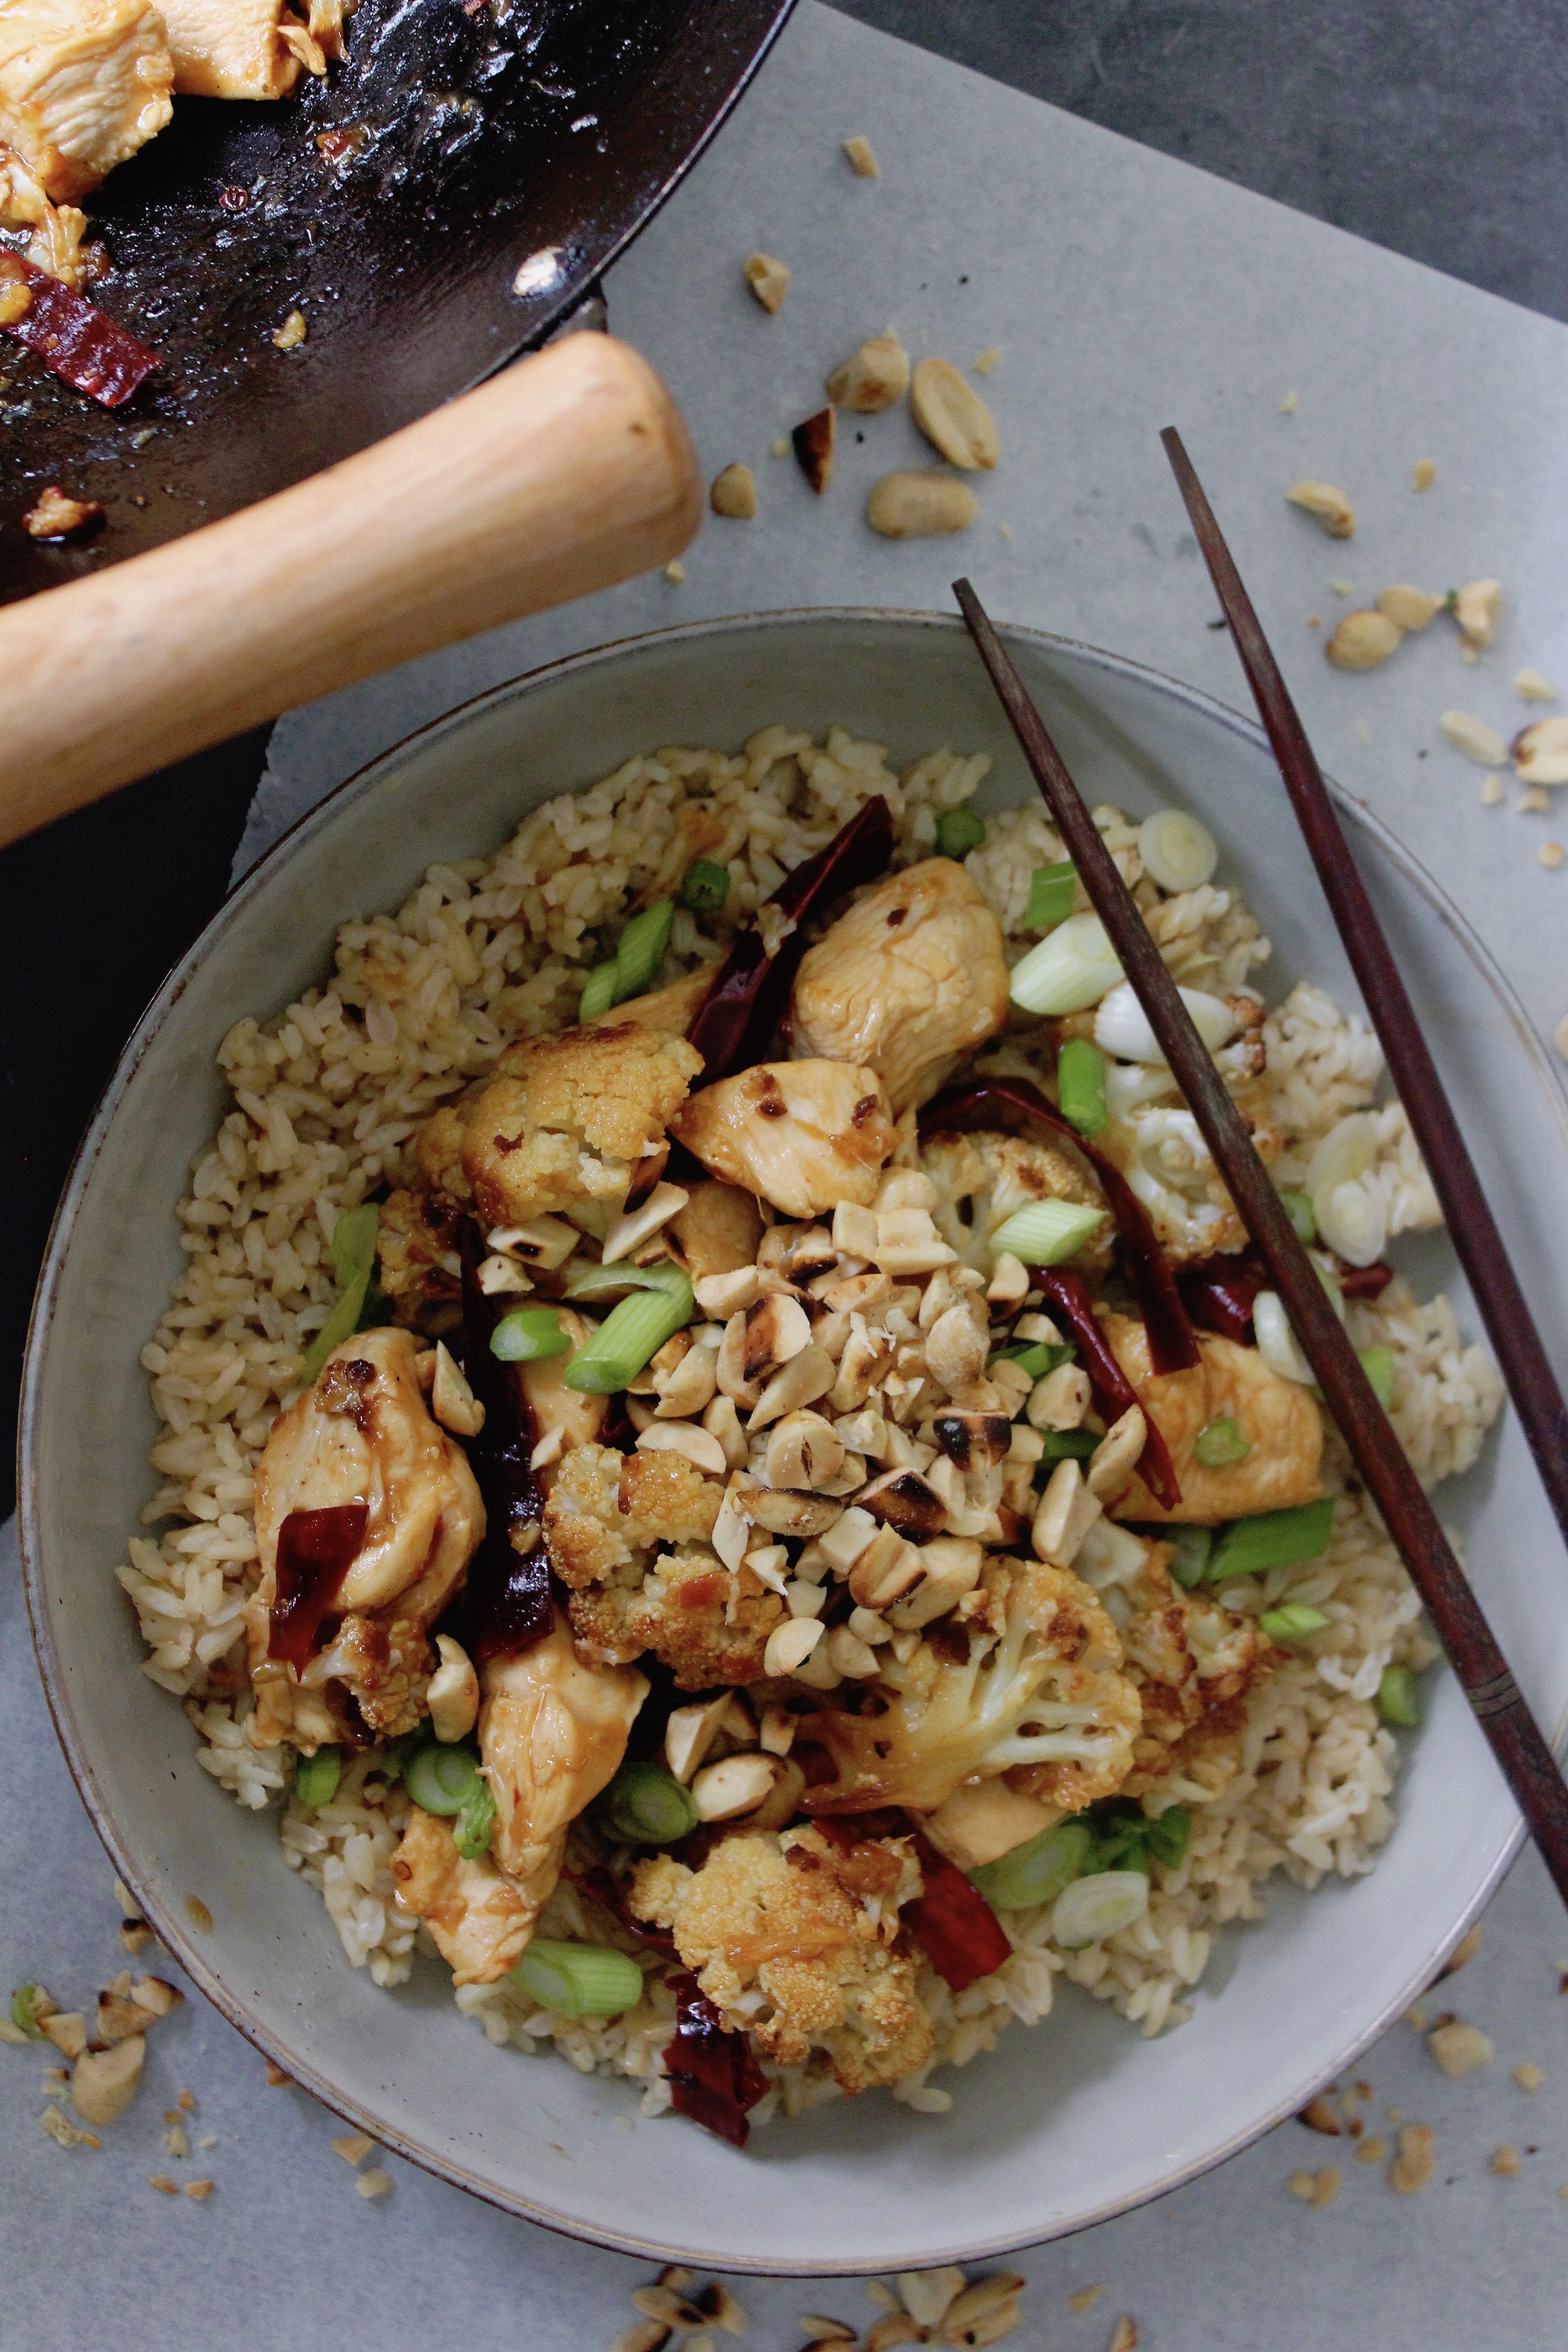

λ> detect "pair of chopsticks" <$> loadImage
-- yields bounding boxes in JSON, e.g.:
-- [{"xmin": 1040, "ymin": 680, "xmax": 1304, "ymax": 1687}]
[{"xmin": 953, "ymin": 436, "xmax": 1568, "ymax": 1908}]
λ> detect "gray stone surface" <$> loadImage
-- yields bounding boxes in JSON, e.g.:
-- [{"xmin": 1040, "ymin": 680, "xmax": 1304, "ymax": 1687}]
[{"xmin": 830, "ymin": 0, "xmax": 1568, "ymax": 322}]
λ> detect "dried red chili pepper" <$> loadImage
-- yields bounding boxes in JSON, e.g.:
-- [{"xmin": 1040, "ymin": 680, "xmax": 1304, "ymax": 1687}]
[
  {"xmin": 1035, "ymin": 1268, "xmax": 1183, "ymax": 1510},
  {"xmin": 812, "ymin": 1813, "xmax": 1012, "ymax": 1994},
  {"xmin": 1338, "ymin": 1260, "xmax": 1394, "ymax": 1300},
  {"xmin": 458, "ymin": 1222, "xmax": 553, "ymax": 1666},
  {"xmin": 1180, "ymin": 1255, "xmax": 1268, "ymax": 1344},
  {"xmin": 686, "ymin": 795, "xmax": 895, "ymax": 1081},
  {"xmin": 664, "ymin": 1973, "xmax": 769, "ymax": 2146},
  {"xmin": 919, "ymin": 1076, "xmax": 1199, "ymax": 1378},
  {"xmin": 268, "ymin": 1502, "xmax": 368, "ymax": 1671},
  {"xmin": 0, "ymin": 254, "xmax": 157, "ymax": 407}
]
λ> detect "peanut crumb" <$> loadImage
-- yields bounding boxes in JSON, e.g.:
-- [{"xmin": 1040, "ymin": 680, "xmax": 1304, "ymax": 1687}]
[
  {"xmin": 333, "ymin": 2132, "xmax": 375, "ymax": 2168},
  {"xmin": 118, "ymin": 1925, "xmax": 152, "ymax": 1954},
  {"xmin": 185, "ymin": 2179, "xmax": 215, "ymax": 2201},
  {"xmin": 1286, "ymin": 2166, "xmax": 1340, "ymax": 2206},
  {"xmin": 1518, "ymin": 787, "xmax": 1549, "ymax": 813},
  {"xmin": 1387, "ymin": 2107, "xmax": 1404, "ymax": 2125},
  {"xmin": 265, "ymin": 2060, "xmax": 291, "ymax": 2087},
  {"xmin": 1356, "ymin": 720, "xmax": 1373, "ymax": 745},
  {"xmin": 743, "ymin": 252, "xmax": 790, "ymax": 314},
  {"xmin": 1413, "ymin": 459, "xmax": 1436, "ymax": 491},
  {"xmin": 1480, "ymin": 775, "xmax": 1504, "ymax": 806},
  {"xmin": 186, "ymin": 1897, "xmax": 213, "ymax": 1932},
  {"xmin": 1389, "ymin": 2124, "xmax": 1436, "ymax": 2194},
  {"xmin": 1279, "ymin": 389, "xmax": 1297, "ymax": 413},
  {"xmin": 1404, "ymin": 2005, "xmax": 1426, "ymax": 2031},
  {"xmin": 1491, "ymin": 2146, "xmax": 1521, "ymax": 2177},
  {"xmin": 1307, "ymin": 615, "xmax": 1321, "ymax": 628},
  {"xmin": 1515, "ymin": 667, "xmax": 1559, "ymax": 702},
  {"xmin": 177, "ymin": 2089, "xmax": 196, "ymax": 2112},
  {"xmin": 1428, "ymin": 2019, "xmax": 1493, "ymax": 2077},
  {"xmin": 974, "ymin": 347, "xmax": 1002, "ymax": 376},
  {"xmin": 842, "ymin": 134, "xmax": 879, "ymax": 177},
  {"xmin": 1541, "ymin": 842, "xmax": 1565, "ymax": 869},
  {"xmin": 1436, "ymin": 1927, "xmax": 1484, "ymax": 1979},
  {"xmin": 1355, "ymin": 2136, "xmax": 1389, "ymax": 2164},
  {"xmin": 162, "ymin": 2124, "xmax": 189, "ymax": 2158},
  {"xmin": 665, "ymin": 561, "xmax": 686, "ymax": 584},
  {"xmin": 149, "ymin": 2174, "xmax": 178, "ymax": 2195},
  {"xmin": 1298, "ymin": 2096, "xmax": 1342, "ymax": 2136},
  {"xmin": 1518, "ymin": 2063, "xmax": 1548, "ymax": 2093},
  {"xmin": 1330, "ymin": 578, "xmax": 1355, "ymax": 598},
  {"xmin": 1067, "ymin": 2286, "xmax": 1105, "ymax": 2314},
  {"xmin": 357, "ymin": 2166, "xmax": 392, "ymax": 2199},
  {"xmin": 198, "ymin": 2134, "xmax": 217, "ymax": 2149},
  {"xmin": 770, "ymin": 437, "xmax": 790, "ymax": 459},
  {"xmin": 1107, "ymin": 2321, "xmax": 1138, "ymax": 2352},
  {"xmin": 867, "ymin": 2286, "xmax": 899, "ymax": 2312},
  {"xmin": 271, "ymin": 309, "xmax": 307, "ymax": 351}
]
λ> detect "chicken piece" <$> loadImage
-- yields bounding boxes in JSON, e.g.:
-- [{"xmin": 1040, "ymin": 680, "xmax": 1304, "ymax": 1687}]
[
  {"xmin": 478, "ymin": 1609, "xmax": 647, "ymax": 1889},
  {"xmin": 667, "ymin": 1180, "xmax": 765, "ymax": 1283},
  {"xmin": 671, "ymin": 1059, "xmax": 897, "ymax": 1220},
  {"xmin": 376, "ymin": 1187, "xmax": 462, "ymax": 1321},
  {"xmin": 789, "ymin": 859, "xmax": 1010, "ymax": 1112},
  {"xmin": 585, "ymin": 965, "xmax": 715, "ymax": 1036},
  {"xmin": 152, "ymin": 0, "xmax": 318, "ymax": 96},
  {"xmin": 460, "ymin": 1022, "xmax": 702, "ymax": 1229},
  {"xmin": 922, "ymin": 1127, "xmax": 1112, "ymax": 1279},
  {"xmin": 631, "ymin": 1828, "xmax": 934, "ymax": 2092},
  {"xmin": 1112, "ymin": 1542, "xmax": 1277, "ymax": 1798},
  {"xmin": 0, "ymin": 0, "xmax": 172, "ymax": 204},
  {"xmin": 517, "ymin": 1307, "xmax": 607, "ymax": 1488},
  {"xmin": 1101, "ymin": 1312, "xmax": 1323, "ymax": 1524},
  {"xmin": 245, "ymin": 1328, "xmax": 484, "ymax": 1749},
  {"xmin": 390, "ymin": 1808, "xmax": 535, "ymax": 1987},
  {"xmin": 805, "ymin": 1554, "xmax": 1141, "ymax": 1817}
]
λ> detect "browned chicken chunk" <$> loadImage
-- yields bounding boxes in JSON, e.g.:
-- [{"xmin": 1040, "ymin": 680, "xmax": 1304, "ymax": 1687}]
[
  {"xmin": 0, "ymin": 0, "xmax": 172, "ymax": 203},
  {"xmin": 670, "ymin": 1059, "xmax": 897, "ymax": 1219},
  {"xmin": 390, "ymin": 1808, "xmax": 535, "ymax": 1988},
  {"xmin": 479, "ymin": 1609, "xmax": 647, "ymax": 1891},
  {"xmin": 1102, "ymin": 1313, "xmax": 1324, "ymax": 1524},
  {"xmin": 789, "ymin": 858, "xmax": 1009, "ymax": 1112},
  {"xmin": 245, "ymin": 1328, "xmax": 484, "ymax": 1749}
]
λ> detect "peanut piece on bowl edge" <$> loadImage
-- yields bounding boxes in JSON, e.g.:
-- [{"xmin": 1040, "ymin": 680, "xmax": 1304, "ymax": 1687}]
[{"xmin": 866, "ymin": 471, "xmax": 978, "ymax": 540}]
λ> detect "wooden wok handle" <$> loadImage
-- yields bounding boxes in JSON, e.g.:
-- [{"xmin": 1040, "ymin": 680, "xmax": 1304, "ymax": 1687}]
[{"xmin": 0, "ymin": 333, "xmax": 701, "ymax": 849}]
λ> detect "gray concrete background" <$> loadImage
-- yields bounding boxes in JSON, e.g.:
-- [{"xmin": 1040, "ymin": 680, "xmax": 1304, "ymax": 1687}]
[{"xmin": 833, "ymin": 0, "xmax": 1568, "ymax": 323}]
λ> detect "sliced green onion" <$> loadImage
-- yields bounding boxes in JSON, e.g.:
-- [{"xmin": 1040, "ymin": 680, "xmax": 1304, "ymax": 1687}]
[
  {"xmin": 1166, "ymin": 1525, "xmax": 1214, "ymax": 1588},
  {"xmin": 614, "ymin": 899, "xmax": 674, "ymax": 1000},
  {"xmin": 1205, "ymin": 1496, "xmax": 1337, "ymax": 1583},
  {"xmin": 579, "ymin": 961, "xmax": 619, "ymax": 1019},
  {"xmin": 10, "ymin": 1984, "xmax": 46, "ymax": 2040},
  {"xmin": 1259, "ymin": 1602, "xmax": 1332, "ymax": 1645},
  {"xmin": 1138, "ymin": 808, "xmax": 1217, "ymax": 893},
  {"xmin": 378, "ymin": 1734, "xmax": 420, "ymax": 1785},
  {"xmin": 1036, "ymin": 1428, "xmax": 1099, "ymax": 1462},
  {"xmin": 935, "ymin": 806, "xmax": 987, "ymax": 860},
  {"xmin": 1025, "ymin": 860, "xmax": 1078, "ymax": 931},
  {"xmin": 970, "ymin": 1820, "xmax": 1094, "ymax": 1912},
  {"xmin": 680, "ymin": 858, "xmax": 731, "ymax": 916},
  {"xmin": 1051, "ymin": 1869, "xmax": 1148, "ymax": 1950},
  {"xmin": 1278, "ymin": 1189, "xmax": 1317, "ymax": 1245},
  {"xmin": 990, "ymin": 1200, "xmax": 1107, "ymax": 1267},
  {"xmin": 1377, "ymin": 1664, "xmax": 1421, "ymax": 1727},
  {"xmin": 1357, "ymin": 1346, "xmax": 1396, "ymax": 1409},
  {"xmin": 564, "ymin": 1271, "xmax": 695, "ymax": 1395},
  {"xmin": 455, "ymin": 1776, "xmax": 497, "ymax": 1861},
  {"xmin": 988, "ymin": 1339, "xmax": 1068, "ymax": 1382},
  {"xmin": 294, "ymin": 1747, "xmax": 341, "ymax": 1810},
  {"xmin": 1093, "ymin": 981, "xmax": 1238, "ymax": 1067},
  {"xmin": 490, "ymin": 1307, "xmax": 570, "ymax": 1363},
  {"xmin": 1056, "ymin": 1037, "xmax": 1107, "ymax": 1137},
  {"xmin": 1009, "ymin": 912, "xmax": 1122, "ymax": 1017},
  {"xmin": 600, "ymin": 1759, "xmax": 701, "ymax": 1845},
  {"xmin": 1252, "ymin": 1289, "xmax": 1313, "ymax": 1386},
  {"xmin": 510, "ymin": 1939, "xmax": 646, "ymax": 2019},
  {"xmin": 302, "ymin": 1201, "xmax": 382, "ymax": 1383},
  {"xmin": 564, "ymin": 1259, "xmax": 688, "ymax": 1304},
  {"xmin": 405, "ymin": 1742, "xmax": 482, "ymax": 1817},
  {"xmin": 1144, "ymin": 1806, "xmax": 1191, "ymax": 1869},
  {"xmin": 1192, "ymin": 1416, "xmax": 1251, "ymax": 1469}
]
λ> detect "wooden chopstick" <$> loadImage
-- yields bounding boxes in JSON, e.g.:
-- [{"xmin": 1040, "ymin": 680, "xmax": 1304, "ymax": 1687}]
[
  {"xmin": 1161, "ymin": 427, "xmax": 1568, "ymax": 1558},
  {"xmin": 952, "ymin": 575, "xmax": 1568, "ymax": 1908}
]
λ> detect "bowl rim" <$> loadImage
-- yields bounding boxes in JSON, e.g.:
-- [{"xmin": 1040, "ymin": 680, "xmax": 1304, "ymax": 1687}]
[{"xmin": 18, "ymin": 605, "xmax": 1558, "ymax": 2272}]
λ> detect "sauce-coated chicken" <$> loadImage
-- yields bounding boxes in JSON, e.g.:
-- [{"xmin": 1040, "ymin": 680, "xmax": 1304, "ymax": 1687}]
[
  {"xmin": 670, "ymin": 1058, "xmax": 897, "ymax": 1219},
  {"xmin": 0, "ymin": 0, "xmax": 172, "ymax": 203},
  {"xmin": 478, "ymin": 1608, "xmax": 647, "ymax": 1889},
  {"xmin": 245, "ymin": 1328, "xmax": 484, "ymax": 1749},
  {"xmin": 153, "ymin": 0, "xmax": 313, "ymax": 97},
  {"xmin": 1103, "ymin": 1312, "xmax": 1324, "ymax": 1523},
  {"xmin": 789, "ymin": 858, "xmax": 1010, "ymax": 1112},
  {"xmin": 391, "ymin": 1809, "xmax": 536, "ymax": 1988}
]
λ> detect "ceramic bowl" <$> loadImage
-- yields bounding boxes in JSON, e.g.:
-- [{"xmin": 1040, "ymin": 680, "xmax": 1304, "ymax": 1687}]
[{"xmin": 22, "ymin": 611, "xmax": 1568, "ymax": 2274}]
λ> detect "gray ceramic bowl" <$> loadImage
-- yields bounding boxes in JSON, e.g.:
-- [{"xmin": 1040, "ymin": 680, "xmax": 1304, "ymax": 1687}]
[{"xmin": 21, "ymin": 612, "xmax": 1568, "ymax": 2274}]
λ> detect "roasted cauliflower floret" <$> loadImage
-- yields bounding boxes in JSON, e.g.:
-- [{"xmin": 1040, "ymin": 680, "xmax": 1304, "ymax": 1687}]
[
  {"xmin": 804, "ymin": 1555, "xmax": 1141, "ymax": 1816},
  {"xmin": 1096, "ymin": 1088, "xmax": 1249, "ymax": 1264},
  {"xmin": 390, "ymin": 1807, "xmax": 535, "ymax": 1988},
  {"xmin": 376, "ymin": 1186, "xmax": 462, "ymax": 1320},
  {"xmin": 245, "ymin": 1328, "xmax": 484, "ymax": 1749},
  {"xmin": 459, "ymin": 1022, "xmax": 702, "ymax": 1228},
  {"xmin": 1112, "ymin": 1542, "xmax": 1278, "ymax": 1798},
  {"xmin": 571, "ymin": 1545, "xmax": 784, "ymax": 1687},
  {"xmin": 921, "ymin": 1127, "xmax": 1112, "ymax": 1278},
  {"xmin": 789, "ymin": 858, "xmax": 1010, "ymax": 1112},
  {"xmin": 1102, "ymin": 1312, "xmax": 1323, "ymax": 1523},
  {"xmin": 544, "ymin": 1441, "xmax": 723, "ymax": 1589},
  {"xmin": 670, "ymin": 1059, "xmax": 898, "ymax": 1219},
  {"xmin": 630, "ymin": 1828, "xmax": 935, "ymax": 2092}
]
